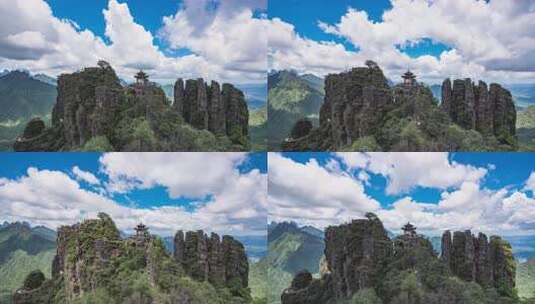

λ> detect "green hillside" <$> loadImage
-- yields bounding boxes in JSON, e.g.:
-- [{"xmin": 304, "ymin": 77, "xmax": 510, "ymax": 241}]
[
  {"xmin": 0, "ymin": 223, "xmax": 56, "ymax": 303},
  {"xmin": 264, "ymin": 223, "xmax": 325, "ymax": 304},
  {"xmin": 250, "ymin": 106, "xmax": 267, "ymax": 150},
  {"xmin": 249, "ymin": 259, "xmax": 268, "ymax": 303},
  {"xmin": 0, "ymin": 71, "xmax": 57, "ymax": 121},
  {"xmin": 268, "ymin": 71, "xmax": 324, "ymax": 150},
  {"xmin": 517, "ymin": 105, "xmax": 535, "ymax": 150},
  {"xmin": 518, "ymin": 259, "xmax": 535, "ymax": 300},
  {"xmin": 0, "ymin": 71, "xmax": 56, "ymax": 151}
]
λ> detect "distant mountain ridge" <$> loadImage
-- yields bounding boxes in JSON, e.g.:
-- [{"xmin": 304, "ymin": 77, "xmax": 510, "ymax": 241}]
[
  {"xmin": 0, "ymin": 71, "xmax": 57, "ymax": 122},
  {"xmin": 262, "ymin": 222, "xmax": 325, "ymax": 304},
  {"xmin": 0, "ymin": 222, "xmax": 56, "ymax": 303},
  {"xmin": 268, "ymin": 70, "xmax": 324, "ymax": 150}
]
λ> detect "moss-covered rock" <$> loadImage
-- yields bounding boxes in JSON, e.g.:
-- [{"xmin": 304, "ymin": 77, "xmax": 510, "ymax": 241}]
[
  {"xmin": 14, "ymin": 63, "xmax": 251, "ymax": 152},
  {"xmin": 14, "ymin": 213, "xmax": 252, "ymax": 304}
]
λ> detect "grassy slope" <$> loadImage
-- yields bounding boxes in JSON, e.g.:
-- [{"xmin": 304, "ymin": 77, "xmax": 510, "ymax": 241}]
[
  {"xmin": 0, "ymin": 71, "xmax": 56, "ymax": 151},
  {"xmin": 518, "ymin": 259, "xmax": 535, "ymax": 299},
  {"xmin": 517, "ymin": 105, "xmax": 535, "ymax": 150},
  {"xmin": 250, "ymin": 106, "xmax": 267, "ymax": 151},
  {"xmin": 249, "ymin": 259, "xmax": 268, "ymax": 301},
  {"xmin": 0, "ymin": 224, "xmax": 56, "ymax": 303},
  {"xmin": 268, "ymin": 71, "xmax": 323, "ymax": 150},
  {"xmin": 0, "ymin": 249, "xmax": 55, "ymax": 303},
  {"xmin": 264, "ymin": 231, "xmax": 324, "ymax": 304}
]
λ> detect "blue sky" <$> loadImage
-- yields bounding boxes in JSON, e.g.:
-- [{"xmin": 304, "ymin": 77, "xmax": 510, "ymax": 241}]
[
  {"xmin": 269, "ymin": 152, "xmax": 535, "ymax": 237},
  {"xmin": 44, "ymin": 0, "xmax": 185, "ymax": 55},
  {"xmin": 1, "ymin": 0, "xmax": 267, "ymax": 84},
  {"xmin": 269, "ymin": 0, "xmax": 391, "ymax": 52},
  {"xmin": 0, "ymin": 152, "xmax": 267, "ymax": 236},
  {"xmin": 280, "ymin": 152, "xmax": 535, "ymax": 206},
  {"xmin": 268, "ymin": 0, "xmax": 535, "ymax": 84},
  {"xmin": 269, "ymin": 0, "xmax": 450, "ymax": 58}
]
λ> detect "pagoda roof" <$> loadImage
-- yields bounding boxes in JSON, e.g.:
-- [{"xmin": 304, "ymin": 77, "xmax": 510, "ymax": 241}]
[
  {"xmin": 402, "ymin": 222, "xmax": 416, "ymax": 231},
  {"xmin": 135, "ymin": 70, "xmax": 148, "ymax": 80},
  {"xmin": 135, "ymin": 223, "xmax": 148, "ymax": 230},
  {"xmin": 402, "ymin": 70, "xmax": 416, "ymax": 79}
]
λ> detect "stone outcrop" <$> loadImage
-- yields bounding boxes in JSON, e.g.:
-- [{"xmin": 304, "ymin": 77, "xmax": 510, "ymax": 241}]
[
  {"xmin": 441, "ymin": 230, "xmax": 516, "ymax": 295},
  {"xmin": 14, "ymin": 62, "xmax": 251, "ymax": 152},
  {"xmin": 441, "ymin": 78, "xmax": 516, "ymax": 139},
  {"xmin": 282, "ymin": 213, "xmax": 392, "ymax": 303},
  {"xmin": 283, "ymin": 215, "xmax": 517, "ymax": 304},
  {"xmin": 281, "ymin": 62, "xmax": 518, "ymax": 151},
  {"xmin": 173, "ymin": 79, "xmax": 249, "ymax": 138},
  {"xmin": 15, "ymin": 65, "xmax": 123, "ymax": 151},
  {"xmin": 174, "ymin": 230, "xmax": 249, "ymax": 290},
  {"xmin": 318, "ymin": 65, "xmax": 393, "ymax": 147},
  {"xmin": 15, "ymin": 214, "xmax": 252, "ymax": 303},
  {"xmin": 290, "ymin": 119, "xmax": 313, "ymax": 139},
  {"xmin": 324, "ymin": 214, "xmax": 392, "ymax": 299}
]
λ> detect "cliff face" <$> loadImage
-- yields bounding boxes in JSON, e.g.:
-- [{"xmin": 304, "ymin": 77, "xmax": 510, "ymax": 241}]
[
  {"xmin": 441, "ymin": 230, "xmax": 516, "ymax": 296},
  {"xmin": 281, "ymin": 62, "xmax": 518, "ymax": 151},
  {"xmin": 319, "ymin": 66, "xmax": 393, "ymax": 147},
  {"xmin": 14, "ymin": 214, "xmax": 251, "ymax": 304},
  {"xmin": 14, "ymin": 63, "xmax": 250, "ymax": 152},
  {"xmin": 282, "ymin": 215, "xmax": 518, "ymax": 304},
  {"xmin": 441, "ymin": 78, "xmax": 516, "ymax": 140},
  {"xmin": 281, "ymin": 214, "xmax": 392, "ymax": 304},
  {"xmin": 173, "ymin": 78, "xmax": 249, "ymax": 139},
  {"xmin": 324, "ymin": 215, "xmax": 392, "ymax": 299},
  {"xmin": 174, "ymin": 230, "xmax": 249, "ymax": 291}
]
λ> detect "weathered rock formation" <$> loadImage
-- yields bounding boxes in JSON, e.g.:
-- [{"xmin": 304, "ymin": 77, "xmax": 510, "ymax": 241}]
[
  {"xmin": 174, "ymin": 230, "xmax": 249, "ymax": 290},
  {"xmin": 324, "ymin": 214, "xmax": 392, "ymax": 299},
  {"xmin": 14, "ymin": 62, "xmax": 250, "ymax": 152},
  {"xmin": 14, "ymin": 214, "xmax": 251, "ymax": 303},
  {"xmin": 441, "ymin": 78, "xmax": 516, "ymax": 140},
  {"xmin": 282, "ymin": 213, "xmax": 392, "ymax": 303},
  {"xmin": 318, "ymin": 65, "xmax": 393, "ymax": 147},
  {"xmin": 441, "ymin": 230, "xmax": 516, "ymax": 295},
  {"xmin": 282, "ymin": 215, "xmax": 517, "ymax": 304},
  {"xmin": 14, "ymin": 65, "xmax": 124, "ymax": 151},
  {"xmin": 282, "ymin": 62, "xmax": 518, "ymax": 151},
  {"xmin": 173, "ymin": 78, "xmax": 249, "ymax": 139},
  {"xmin": 290, "ymin": 119, "xmax": 313, "ymax": 139}
]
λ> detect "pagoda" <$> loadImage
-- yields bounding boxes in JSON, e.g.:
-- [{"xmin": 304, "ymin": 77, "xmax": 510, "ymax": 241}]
[
  {"xmin": 402, "ymin": 70, "xmax": 416, "ymax": 86},
  {"xmin": 402, "ymin": 222, "xmax": 417, "ymax": 237},
  {"xmin": 135, "ymin": 70, "xmax": 149, "ymax": 85},
  {"xmin": 134, "ymin": 223, "xmax": 149, "ymax": 240}
]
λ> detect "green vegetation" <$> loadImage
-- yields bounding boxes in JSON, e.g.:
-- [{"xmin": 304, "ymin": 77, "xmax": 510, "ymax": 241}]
[
  {"xmin": 250, "ymin": 106, "xmax": 267, "ymax": 150},
  {"xmin": 23, "ymin": 270, "xmax": 46, "ymax": 290},
  {"xmin": 268, "ymin": 71, "xmax": 323, "ymax": 150},
  {"xmin": 0, "ymin": 71, "xmax": 56, "ymax": 123},
  {"xmin": 249, "ymin": 260, "xmax": 268, "ymax": 303},
  {"xmin": 12, "ymin": 214, "xmax": 253, "ymax": 304},
  {"xmin": 0, "ymin": 223, "xmax": 56, "ymax": 303},
  {"xmin": 517, "ymin": 105, "xmax": 535, "ymax": 150},
  {"xmin": 518, "ymin": 259, "xmax": 535, "ymax": 300},
  {"xmin": 265, "ymin": 223, "xmax": 325, "ymax": 304}
]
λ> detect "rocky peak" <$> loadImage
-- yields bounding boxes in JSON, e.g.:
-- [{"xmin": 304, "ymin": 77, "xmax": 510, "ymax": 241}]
[
  {"xmin": 173, "ymin": 78, "xmax": 249, "ymax": 140},
  {"xmin": 440, "ymin": 229, "xmax": 516, "ymax": 296},
  {"xmin": 441, "ymin": 78, "xmax": 516, "ymax": 142},
  {"xmin": 319, "ymin": 64, "xmax": 393, "ymax": 147},
  {"xmin": 14, "ymin": 62, "xmax": 251, "ymax": 152},
  {"xmin": 174, "ymin": 230, "xmax": 249, "ymax": 291},
  {"xmin": 283, "ymin": 217, "xmax": 518, "ymax": 304},
  {"xmin": 324, "ymin": 213, "xmax": 392, "ymax": 299}
]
